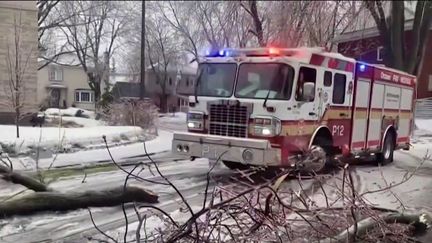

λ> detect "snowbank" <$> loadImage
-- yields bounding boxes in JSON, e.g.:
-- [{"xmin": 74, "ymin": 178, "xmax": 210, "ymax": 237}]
[
  {"xmin": 159, "ymin": 112, "xmax": 187, "ymax": 121},
  {"xmin": 158, "ymin": 112, "xmax": 187, "ymax": 132},
  {"xmin": 45, "ymin": 115, "xmax": 105, "ymax": 127},
  {"xmin": 0, "ymin": 125, "xmax": 145, "ymax": 155},
  {"xmin": 29, "ymin": 130, "xmax": 173, "ymax": 168},
  {"xmin": 45, "ymin": 107, "xmax": 96, "ymax": 119},
  {"xmin": 415, "ymin": 119, "xmax": 432, "ymax": 133}
]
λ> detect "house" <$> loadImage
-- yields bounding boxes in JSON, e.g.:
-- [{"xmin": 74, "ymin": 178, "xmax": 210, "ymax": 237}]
[
  {"xmin": 37, "ymin": 53, "xmax": 109, "ymax": 111},
  {"xmin": 0, "ymin": 1, "xmax": 38, "ymax": 124},
  {"xmin": 109, "ymin": 72, "xmax": 137, "ymax": 87},
  {"xmin": 111, "ymin": 82, "xmax": 141, "ymax": 100},
  {"xmin": 334, "ymin": 3, "xmax": 432, "ymax": 99},
  {"xmin": 144, "ymin": 64, "xmax": 196, "ymax": 112}
]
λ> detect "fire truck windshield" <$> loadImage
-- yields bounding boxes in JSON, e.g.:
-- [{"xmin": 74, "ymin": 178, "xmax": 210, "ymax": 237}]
[
  {"xmin": 196, "ymin": 63, "xmax": 237, "ymax": 97},
  {"xmin": 235, "ymin": 63, "xmax": 294, "ymax": 100}
]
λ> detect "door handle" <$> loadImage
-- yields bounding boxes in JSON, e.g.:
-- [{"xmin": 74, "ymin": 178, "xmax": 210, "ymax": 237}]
[
  {"xmin": 309, "ymin": 112, "xmax": 316, "ymax": 116},
  {"xmin": 339, "ymin": 113, "xmax": 348, "ymax": 117}
]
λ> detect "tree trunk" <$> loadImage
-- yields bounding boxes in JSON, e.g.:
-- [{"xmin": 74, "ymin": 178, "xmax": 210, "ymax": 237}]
[
  {"xmin": 0, "ymin": 165, "xmax": 50, "ymax": 192},
  {"xmin": 159, "ymin": 94, "xmax": 168, "ymax": 113},
  {"xmin": 248, "ymin": 0, "xmax": 266, "ymax": 47},
  {"xmin": 389, "ymin": 1, "xmax": 405, "ymax": 70},
  {"xmin": 321, "ymin": 212, "xmax": 429, "ymax": 243},
  {"xmin": 0, "ymin": 164, "xmax": 49, "ymax": 192},
  {"xmin": 0, "ymin": 185, "xmax": 158, "ymax": 217},
  {"xmin": 15, "ymin": 109, "xmax": 20, "ymax": 138}
]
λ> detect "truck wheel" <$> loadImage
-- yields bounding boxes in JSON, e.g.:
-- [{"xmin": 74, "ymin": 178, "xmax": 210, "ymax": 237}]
[
  {"xmin": 307, "ymin": 137, "xmax": 332, "ymax": 174},
  {"xmin": 377, "ymin": 133, "xmax": 394, "ymax": 165},
  {"xmin": 222, "ymin": 161, "xmax": 250, "ymax": 170}
]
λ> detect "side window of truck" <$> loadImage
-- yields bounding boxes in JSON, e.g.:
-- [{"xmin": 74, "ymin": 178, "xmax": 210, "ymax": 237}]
[
  {"xmin": 332, "ymin": 73, "xmax": 347, "ymax": 104},
  {"xmin": 295, "ymin": 67, "xmax": 316, "ymax": 102},
  {"xmin": 324, "ymin": 71, "xmax": 332, "ymax": 87}
]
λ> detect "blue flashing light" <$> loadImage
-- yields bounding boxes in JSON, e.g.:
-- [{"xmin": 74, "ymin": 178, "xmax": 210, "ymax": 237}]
[
  {"xmin": 218, "ymin": 49, "xmax": 225, "ymax": 56},
  {"xmin": 205, "ymin": 49, "xmax": 211, "ymax": 56},
  {"xmin": 359, "ymin": 64, "xmax": 366, "ymax": 72}
]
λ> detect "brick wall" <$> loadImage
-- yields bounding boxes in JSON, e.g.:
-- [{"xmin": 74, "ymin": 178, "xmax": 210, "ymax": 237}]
[{"xmin": 0, "ymin": 1, "xmax": 38, "ymax": 117}]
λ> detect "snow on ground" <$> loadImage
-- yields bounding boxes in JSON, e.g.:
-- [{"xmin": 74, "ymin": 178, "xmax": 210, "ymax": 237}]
[
  {"xmin": 6, "ymin": 112, "xmax": 184, "ymax": 169},
  {"xmin": 2, "ymin": 117, "xmax": 432, "ymax": 241},
  {"xmin": 158, "ymin": 112, "xmax": 187, "ymax": 132},
  {"xmin": 45, "ymin": 115, "xmax": 105, "ymax": 127},
  {"xmin": 17, "ymin": 129, "xmax": 173, "ymax": 169},
  {"xmin": 0, "ymin": 125, "xmax": 146, "ymax": 155},
  {"xmin": 44, "ymin": 107, "xmax": 96, "ymax": 119}
]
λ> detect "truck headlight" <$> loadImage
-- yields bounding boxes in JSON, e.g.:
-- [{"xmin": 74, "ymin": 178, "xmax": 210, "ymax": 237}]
[
  {"xmin": 187, "ymin": 111, "xmax": 205, "ymax": 131},
  {"xmin": 252, "ymin": 116, "xmax": 281, "ymax": 137}
]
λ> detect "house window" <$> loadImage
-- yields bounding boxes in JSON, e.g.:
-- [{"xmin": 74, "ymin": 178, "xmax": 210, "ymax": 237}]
[
  {"xmin": 332, "ymin": 73, "xmax": 346, "ymax": 104},
  {"xmin": 75, "ymin": 90, "xmax": 94, "ymax": 103},
  {"xmin": 49, "ymin": 67, "xmax": 63, "ymax": 81},
  {"xmin": 428, "ymin": 75, "xmax": 432, "ymax": 91},
  {"xmin": 377, "ymin": 46, "xmax": 384, "ymax": 61},
  {"xmin": 186, "ymin": 79, "xmax": 189, "ymax": 87},
  {"xmin": 169, "ymin": 77, "xmax": 172, "ymax": 86}
]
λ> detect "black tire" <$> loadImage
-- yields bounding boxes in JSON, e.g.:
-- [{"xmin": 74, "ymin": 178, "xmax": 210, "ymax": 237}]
[
  {"xmin": 222, "ymin": 161, "xmax": 250, "ymax": 170},
  {"xmin": 376, "ymin": 133, "xmax": 395, "ymax": 165}
]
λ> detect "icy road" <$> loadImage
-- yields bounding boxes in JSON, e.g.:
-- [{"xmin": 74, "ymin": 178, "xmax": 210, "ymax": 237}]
[{"xmin": 1, "ymin": 115, "xmax": 432, "ymax": 242}]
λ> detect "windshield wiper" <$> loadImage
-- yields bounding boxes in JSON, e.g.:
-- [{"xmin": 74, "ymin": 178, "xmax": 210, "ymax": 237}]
[
  {"xmin": 263, "ymin": 65, "xmax": 284, "ymax": 108},
  {"xmin": 263, "ymin": 89, "xmax": 271, "ymax": 108},
  {"xmin": 194, "ymin": 68, "xmax": 204, "ymax": 104}
]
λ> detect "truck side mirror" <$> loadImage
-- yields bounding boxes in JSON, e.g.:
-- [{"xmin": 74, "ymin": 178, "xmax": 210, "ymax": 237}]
[{"xmin": 302, "ymin": 82, "xmax": 315, "ymax": 102}]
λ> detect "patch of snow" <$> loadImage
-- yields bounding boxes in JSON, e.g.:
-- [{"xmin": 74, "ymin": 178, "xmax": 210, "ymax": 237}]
[
  {"xmin": 158, "ymin": 113, "xmax": 187, "ymax": 132},
  {"xmin": 159, "ymin": 112, "xmax": 186, "ymax": 119},
  {"xmin": 415, "ymin": 119, "xmax": 432, "ymax": 133},
  {"xmin": 45, "ymin": 115, "xmax": 105, "ymax": 127},
  {"xmin": 45, "ymin": 107, "xmax": 96, "ymax": 119},
  {"xmin": 0, "ymin": 125, "xmax": 145, "ymax": 155},
  {"xmin": 24, "ymin": 130, "xmax": 173, "ymax": 169}
]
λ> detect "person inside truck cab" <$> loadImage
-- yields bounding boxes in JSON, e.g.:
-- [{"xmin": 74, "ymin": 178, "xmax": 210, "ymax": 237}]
[{"xmin": 296, "ymin": 68, "xmax": 315, "ymax": 102}]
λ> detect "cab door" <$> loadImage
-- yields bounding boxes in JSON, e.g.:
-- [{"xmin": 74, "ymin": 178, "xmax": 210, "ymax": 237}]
[
  {"xmin": 294, "ymin": 66, "xmax": 320, "ymax": 122},
  {"xmin": 326, "ymin": 71, "xmax": 354, "ymax": 147}
]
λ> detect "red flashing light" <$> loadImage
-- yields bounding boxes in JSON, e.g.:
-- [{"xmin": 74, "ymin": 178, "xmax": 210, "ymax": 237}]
[{"xmin": 269, "ymin": 48, "xmax": 280, "ymax": 55}]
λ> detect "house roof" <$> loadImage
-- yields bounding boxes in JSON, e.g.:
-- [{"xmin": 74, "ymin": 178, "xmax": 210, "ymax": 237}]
[
  {"xmin": 111, "ymin": 82, "xmax": 141, "ymax": 99},
  {"xmin": 334, "ymin": 18, "xmax": 420, "ymax": 43},
  {"xmin": 334, "ymin": 2, "xmax": 420, "ymax": 43},
  {"xmin": 146, "ymin": 63, "xmax": 197, "ymax": 75}
]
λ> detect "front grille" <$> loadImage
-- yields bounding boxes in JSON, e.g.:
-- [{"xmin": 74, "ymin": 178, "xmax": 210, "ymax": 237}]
[{"xmin": 209, "ymin": 104, "xmax": 249, "ymax": 137}]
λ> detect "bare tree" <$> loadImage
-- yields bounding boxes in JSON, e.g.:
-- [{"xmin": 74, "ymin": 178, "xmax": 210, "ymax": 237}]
[
  {"xmin": 157, "ymin": 1, "xmax": 201, "ymax": 62},
  {"xmin": 303, "ymin": 1, "xmax": 366, "ymax": 50},
  {"xmin": 2, "ymin": 13, "xmax": 37, "ymax": 138},
  {"xmin": 145, "ymin": 13, "xmax": 181, "ymax": 113},
  {"xmin": 37, "ymin": 0, "xmax": 85, "ymax": 70},
  {"xmin": 241, "ymin": 0, "xmax": 267, "ymax": 47},
  {"xmin": 58, "ymin": 0, "xmax": 127, "ymax": 104},
  {"xmin": 365, "ymin": 1, "xmax": 432, "ymax": 75}
]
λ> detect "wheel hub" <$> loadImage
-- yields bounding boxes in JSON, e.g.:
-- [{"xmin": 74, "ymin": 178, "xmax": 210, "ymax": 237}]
[{"xmin": 295, "ymin": 145, "xmax": 327, "ymax": 172}]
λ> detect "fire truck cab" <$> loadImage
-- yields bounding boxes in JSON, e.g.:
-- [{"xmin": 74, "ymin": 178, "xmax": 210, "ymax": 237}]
[{"xmin": 172, "ymin": 47, "xmax": 416, "ymax": 172}]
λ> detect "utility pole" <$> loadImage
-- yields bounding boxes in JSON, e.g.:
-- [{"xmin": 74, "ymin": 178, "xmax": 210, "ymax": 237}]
[{"xmin": 140, "ymin": 0, "xmax": 145, "ymax": 100}]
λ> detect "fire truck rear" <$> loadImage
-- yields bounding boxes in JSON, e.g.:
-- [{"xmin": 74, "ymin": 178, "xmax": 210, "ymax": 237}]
[{"xmin": 172, "ymin": 47, "xmax": 416, "ymax": 172}]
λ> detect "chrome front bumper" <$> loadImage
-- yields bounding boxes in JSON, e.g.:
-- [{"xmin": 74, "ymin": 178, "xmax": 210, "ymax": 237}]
[{"xmin": 172, "ymin": 132, "xmax": 281, "ymax": 166}]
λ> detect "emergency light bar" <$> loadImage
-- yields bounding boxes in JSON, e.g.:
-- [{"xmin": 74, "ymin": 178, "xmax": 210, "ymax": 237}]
[
  {"xmin": 205, "ymin": 47, "xmax": 326, "ymax": 58},
  {"xmin": 205, "ymin": 48, "xmax": 299, "ymax": 58}
]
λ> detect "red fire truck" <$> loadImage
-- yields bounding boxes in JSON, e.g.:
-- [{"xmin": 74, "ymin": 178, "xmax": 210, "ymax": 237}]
[{"xmin": 172, "ymin": 47, "xmax": 416, "ymax": 172}]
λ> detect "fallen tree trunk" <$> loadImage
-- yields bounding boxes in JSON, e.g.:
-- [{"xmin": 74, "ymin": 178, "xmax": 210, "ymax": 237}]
[
  {"xmin": 0, "ymin": 185, "xmax": 158, "ymax": 217},
  {"xmin": 0, "ymin": 164, "xmax": 49, "ymax": 192},
  {"xmin": 321, "ymin": 212, "xmax": 431, "ymax": 243}
]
